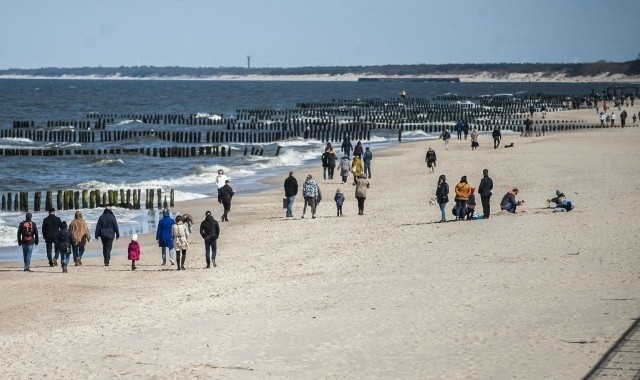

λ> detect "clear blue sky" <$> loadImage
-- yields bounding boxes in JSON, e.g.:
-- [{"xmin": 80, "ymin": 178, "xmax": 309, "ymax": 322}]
[{"xmin": 1, "ymin": 0, "xmax": 639, "ymax": 69}]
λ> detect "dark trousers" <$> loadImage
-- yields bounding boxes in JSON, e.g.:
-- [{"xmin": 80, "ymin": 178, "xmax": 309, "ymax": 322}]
[
  {"xmin": 493, "ymin": 138, "xmax": 500, "ymax": 149},
  {"xmin": 45, "ymin": 240, "xmax": 58, "ymax": 264},
  {"xmin": 205, "ymin": 239, "xmax": 217, "ymax": 266},
  {"xmin": 100, "ymin": 237, "xmax": 114, "ymax": 264},
  {"xmin": 356, "ymin": 197, "xmax": 366, "ymax": 214},
  {"xmin": 327, "ymin": 166, "xmax": 334, "ymax": 179},
  {"xmin": 480, "ymin": 195, "xmax": 491, "ymax": 218},
  {"xmin": 221, "ymin": 199, "xmax": 232, "ymax": 220}
]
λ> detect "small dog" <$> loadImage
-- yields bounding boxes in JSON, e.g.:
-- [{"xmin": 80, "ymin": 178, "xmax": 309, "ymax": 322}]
[
  {"xmin": 428, "ymin": 197, "xmax": 437, "ymax": 206},
  {"xmin": 504, "ymin": 142, "xmax": 514, "ymax": 148}
]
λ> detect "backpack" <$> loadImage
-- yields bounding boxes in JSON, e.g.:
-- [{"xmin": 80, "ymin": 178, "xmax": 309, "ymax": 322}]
[{"xmin": 21, "ymin": 221, "xmax": 34, "ymax": 243}]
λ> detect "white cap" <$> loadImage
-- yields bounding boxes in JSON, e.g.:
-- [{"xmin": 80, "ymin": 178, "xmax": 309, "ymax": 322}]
[{"xmin": 132, "ymin": 234, "xmax": 138, "ymax": 242}]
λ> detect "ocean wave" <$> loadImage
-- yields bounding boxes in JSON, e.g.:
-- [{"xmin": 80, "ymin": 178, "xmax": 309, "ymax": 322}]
[
  {"xmin": 111, "ymin": 119, "xmax": 143, "ymax": 126},
  {"xmin": 92, "ymin": 158, "xmax": 126, "ymax": 167},
  {"xmin": 195, "ymin": 113, "xmax": 222, "ymax": 120},
  {"xmin": 277, "ymin": 137, "xmax": 324, "ymax": 148},
  {"xmin": 0, "ymin": 137, "xmax": 34, "ymax": 145},
  {"xmin": 44, "ymin": 142, "xmax": 82, "ymax": 149}
]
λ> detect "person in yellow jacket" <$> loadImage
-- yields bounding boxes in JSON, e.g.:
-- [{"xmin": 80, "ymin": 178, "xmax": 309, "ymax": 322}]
[
  {"xmin": 351, "ymin": 155, "xmax": 364, "ymax": 179},
  {"xmin": 454, "ymin": 175, "xmax": 471, "ymax": 221}
]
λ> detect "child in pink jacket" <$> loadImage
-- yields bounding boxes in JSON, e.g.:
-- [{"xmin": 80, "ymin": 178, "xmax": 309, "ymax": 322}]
[{"xmin": 128, "ymin": 234, "xmax": 141, "ymax": 271}]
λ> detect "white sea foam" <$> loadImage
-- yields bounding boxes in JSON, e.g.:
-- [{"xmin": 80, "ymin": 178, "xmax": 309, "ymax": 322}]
[
  {"xmin": 1, "ymin": 137, "xmax": 34, "ymax": 144},
  {"xmin": 111, "ymin": 119, "xmax": 143, "ymax": 126},
  {"xmin": 93, "ymin": 158, "xmax": 125, "ymax": 167}
]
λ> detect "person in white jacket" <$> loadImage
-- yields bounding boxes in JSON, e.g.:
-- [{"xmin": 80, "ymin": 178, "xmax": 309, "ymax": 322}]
[{"xmin": 215, "ymin": 169, "xmax": 228, "ymax": 204}]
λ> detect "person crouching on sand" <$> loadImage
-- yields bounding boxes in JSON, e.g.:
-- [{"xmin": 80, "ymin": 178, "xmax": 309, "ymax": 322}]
[
  {"xmin": 128, "ymin": 234, "xmax": 141, "ymax": 271},
  {"xmin": 500, "ymin": 188, "xmax": 524, "ymax": 213}
]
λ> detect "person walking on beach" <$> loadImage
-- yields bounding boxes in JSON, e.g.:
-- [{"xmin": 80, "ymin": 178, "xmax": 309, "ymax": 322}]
[
  {"xmin": 200, "ymin": 210, "xmax": 220, "ymax": 268},
  {"xmin": 455, "ymin": 121, "xmax": 463, "ymax": 140},
  {"xmin": 57, "ymin": 221, "xmax": 73, "ymax": 273},
  {"xmin": 353, "ymin": 173, "xmax": 370, "ymax": 215},
  {"xmin": 128, "ymin": 234, "xmax": 141, "ymax": 271},
  {"xmin": 341, "ymin": 135, "xmax": 353, "ymax": 158},
  {"xmin": 610, "ymin": 112, "xmax": 616, "ymax": 128},
  {"xmin": 436, "ymin": 175, "xmax": 449, "ymax": 223},
  {"xmin": 284, "ymin": 171, "xmax": 298, "ymax": 218},
  {"xmin": 351, "ymin": 154, "xmax": 364, "ymax": 179},
  {"xmin": 69, "ymin": 210, "xmax": 90, "ymax": 266},
  {"xmin": 95, "ymin": 204, "xmax": 119, "ymax": 266},
  {"xmin": 454, "ymin": 176, "xmax": 471, "ymax": 221},
  {"xmin": 363, "ymin": 146, "xmax": 372, "ymax": 178},
  {"xmin": 463, "ymin": 121, "xmax": 470, "ymax": 140},
  {"xmin": 326, "ymin": 146, "xmax": 337, "ymax": 179},
  {"xmin": 620, "ymin": 110, "xmax": 627, "ymax": 128},
  {"xmin": 321, "ymin": 147, "xmax": 330, "ymax": 180},
  {"xmin": 425, "ymin": 146, "xmax": 436, "ymax": 173},
  {"xmin": 478, "ymin": 169, "xmax": 493, "ymax": 219},
  {"xmin": 442, "ymin": 128, "xmax": 451, "ymax": 150},
  {"xmin": 219, "ymin": 179, "xmax": 235, "ymax": 222},
  {"xmin": 339, "ymin": 155, "xmax": 351, "ymax": 184},
  {"xmin": 42, "ymin": 208, "xmax": 62, "ymax": 267},
  {"xmin": 353, "ymin": 140, "xmax": 364, "ymax": 158},
  {"xmin": 302, "ymin": 174, "xmax": 321, "ymax": 219},
  {"xmin": 17, "ymin": 212, "xmax": 39, "ymax": 272},
  {"xmin": 156, "ymin": 209, "xmax": 175, "ymax": 266},
  {"xmin": 470, "ymin": 127, "xmax": 479, "ymax": 150},
  {"xmin": 492, "ymin": 127, "xmax": 501, "ymax": 149},
  {"xmin": 215, "ymin": 169, "xmax": 228, "ymax": 205},
  {"xmin": 334, "ymin": 188, "xmax": 345, "ymax": 216},
  {"xmin": 172, "ymin": 215, "xmax": 190, "ymax": 270},
  {"xmin": 600, "ymin": 112, "xmax": 606, "ymax": 127}
]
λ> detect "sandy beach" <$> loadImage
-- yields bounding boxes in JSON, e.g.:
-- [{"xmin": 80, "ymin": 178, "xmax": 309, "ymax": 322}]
[{"xmin": 1, "ymin": 106, "xmax": 639, "ymax": 378}]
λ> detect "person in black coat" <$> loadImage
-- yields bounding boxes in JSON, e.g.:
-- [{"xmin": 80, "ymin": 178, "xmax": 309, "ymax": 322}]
[
  {"xmin": 41, "ymin": 208, "xmax": 62, "ymax": 267},
  {"xmin": 95, "ymin": 204, "xmax": 120, "ymax": 266},
  {"xmin": 492, "ymin": 127, "xmax": 502, "ymax": 149},
  {"xmin": 283, "ymin": 171, "xmax": 298, "ymax": 218},
  {"xmin": 199, "ymin": 210, "xmax": 221, "ymax": 268},
  {"xmin": 219, "ymin": 180, "xmax": 235, "ymax": 222},
  {"xmin": 478, "ymin": 169, "xmax": 493, "ymax": 219}
]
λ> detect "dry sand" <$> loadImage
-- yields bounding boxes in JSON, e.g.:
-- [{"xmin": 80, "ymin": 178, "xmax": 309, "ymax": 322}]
[{"xmin": 1, "ymin": 107, "xmax": 639, "ymax": 379}]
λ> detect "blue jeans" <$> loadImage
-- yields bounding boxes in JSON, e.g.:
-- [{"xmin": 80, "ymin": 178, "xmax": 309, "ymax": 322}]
[
  {"xmin": 161, "ymin": 246, "xmax": 174, "ymax": 264},
  {"xmin": 364, "ymin": 163, "xmax": 371, "ymax": 178},
  {"xmin": 286, "ymin": 195, "xmax": 296, "ymax": 217},
  {"xmin": 22, "ymin": 243, "xmax": 34, "ymax": 270},
  {"xmin": 438, "ymin": 202, "xmax": 447, "ymax": 222},
  {"xmin": 456, "ymin": 201, "xmax": 467, "ymax": 220},
  {"xmin": 204, "ymin": 239, "xmax": 217, "ymax": 266},
  {"xmin": 72, "ymin": 244, "xmax": 85, "ymax": 262},
  {"xmin": 60, "ymin": 250, "xmax": 71, "ymax": 268},
  {"xmin": 502, "ymin": 203, "xmax": 516, "ymax": 213}
]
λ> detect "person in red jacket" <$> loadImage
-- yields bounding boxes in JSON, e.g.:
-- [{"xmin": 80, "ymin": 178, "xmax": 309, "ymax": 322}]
[{"xmin": 128, "ymin": 234, "xmax": 141, "ymax": 271}]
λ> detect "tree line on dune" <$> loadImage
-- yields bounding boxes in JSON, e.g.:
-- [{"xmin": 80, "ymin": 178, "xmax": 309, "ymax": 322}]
[{"xmin": 1, "ymin": 60, "xmax": 639, "ymax": 78}]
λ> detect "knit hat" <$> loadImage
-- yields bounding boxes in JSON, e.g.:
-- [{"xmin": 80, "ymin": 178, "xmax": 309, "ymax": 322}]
[
  {"xmin": 132, "ymin": 234, "xmax": 138, "ymax": 242},
  {"xmin": 205, "ymin": 210, "xmax": 211, "ymax": 216},
  {"xmin": 25, "ymin": 212, "xmax": 32, "ymax": 221}
]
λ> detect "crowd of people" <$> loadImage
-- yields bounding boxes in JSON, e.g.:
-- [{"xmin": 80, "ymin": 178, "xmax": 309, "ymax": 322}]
[{"xmin": 16, "ymin": 205, "xmax": 222, "ymax": 273}]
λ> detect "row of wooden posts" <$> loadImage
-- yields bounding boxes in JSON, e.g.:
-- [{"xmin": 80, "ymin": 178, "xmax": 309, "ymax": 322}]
[{"xmin": 0, "ymin": 189, "xmax": 175, "ymax": 212}]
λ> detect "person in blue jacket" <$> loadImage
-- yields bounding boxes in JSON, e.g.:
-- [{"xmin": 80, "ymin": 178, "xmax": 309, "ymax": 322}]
[{"xmin": 156, "ymin": 209, "xmax": 175, "ymax": 266}]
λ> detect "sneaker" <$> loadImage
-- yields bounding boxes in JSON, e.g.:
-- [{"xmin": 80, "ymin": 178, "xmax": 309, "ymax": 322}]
[
  {"xmin": 74, "ymin": 260, "xmax": 79, "ymax": 266},
  {"xmin": 78, "ymin": 258, "xmax": 82, "ymax": 265},
  {"xmin": 24, "ymin": 268, "xmax": 31, "ymax": 272},
  {"xmin": 212, "ymin": 261, "xmax": 217, "ymax": 268},
  {"xmin": 49, "ymin": 262, "xmax": 54, "ymax": 267},
  {"xmin": 161, "ymin": 262, "xmax": 166, "ymax": 266},
  {"xmin": 205, "ymin": 265, "xmax": 210, "ymax": 269},
  {"xmin": 312, "ymin": 215, "xmax": 316, "ymax": 219},
  {"xmin": 177, "ymin": 267, "xmax": 181, "ymax": 271},
  {"xmin": 53, "ymin": 259, "xmax": 58, "ymax": 266},
  {"xmin": 301, "ymin": 215, "xmax": 305, "ymax": 219},
  {"xmin": 169, "ymin": 258, "xmax": 175, "ymax": 265}
]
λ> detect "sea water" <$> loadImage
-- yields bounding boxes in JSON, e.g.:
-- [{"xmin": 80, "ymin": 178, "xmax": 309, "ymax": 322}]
[{"xmin": 0, "ymin": 79, "xmax": 606, "ymax": 260}]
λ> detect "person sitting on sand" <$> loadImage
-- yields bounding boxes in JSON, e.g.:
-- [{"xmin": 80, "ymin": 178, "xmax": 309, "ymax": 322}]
[
  {"xmin": 500, "ymin": 188, "xmax": 524, "ymax": 213},
  {"xmin": 547, "ymin": 189, "xmax": 574, "ymax": 212}
]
